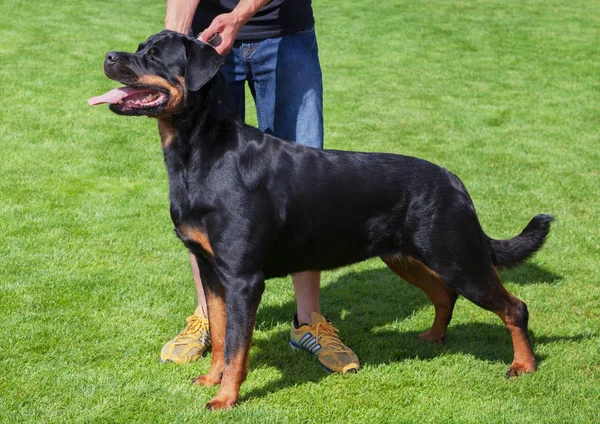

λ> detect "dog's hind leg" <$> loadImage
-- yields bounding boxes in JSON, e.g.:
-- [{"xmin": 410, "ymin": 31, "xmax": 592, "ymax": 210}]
[
  {"xmin": 437, "ymin": 263, "xmax": 536, "ymax": 377},
  {"xmin": 488, "ymin": 272, "xmax": 537, "ymax": 377},
  {"xmin": 496, "ymin": 291, "xmax": 537, "ymax": 377},
  {"xmin": 382, "ymin": 256, "xmax": 458, "ymax": 344}
]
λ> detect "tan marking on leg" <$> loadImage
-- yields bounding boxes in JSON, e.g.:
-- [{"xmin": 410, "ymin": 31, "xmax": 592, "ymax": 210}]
[
  {"xmin": 205, "ymin": 349, "xmax": 248, "ymax": 410},
  {"xmin": 177, "ymin": 225, "xmax": 214, "ymax": 257},
  {"xmin": 204, "ymin": 285, "xmax": 259, "ymax": 410},
  {"xmin": 383, "ymin": 256, "xmax": 457, "ymax": 343},
  {"xmin": 193, "ymin": 289, "xmax": 226, "ymax": 387},
  {"xmin": 494, "ymin": 290, "xmax": 537, "ymax": 377}
]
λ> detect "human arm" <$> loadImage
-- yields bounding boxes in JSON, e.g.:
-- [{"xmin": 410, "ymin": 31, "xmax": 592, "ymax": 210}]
[
  {"xmin": 200, "ymin": 0, "xmax": 272, "ymax": 55},
  {"xmin": 165, "ymin": 0, "xmax": 200, "ymax": 35}
]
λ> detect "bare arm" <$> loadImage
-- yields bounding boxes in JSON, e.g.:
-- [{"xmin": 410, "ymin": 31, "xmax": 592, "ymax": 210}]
[
  {"xmin": 165, "ymin": 0, "xmax": 200, "ymax": 34},
  {"xmin": 200, "ymin": 0, "xmax": 272, "ymax": 55}
]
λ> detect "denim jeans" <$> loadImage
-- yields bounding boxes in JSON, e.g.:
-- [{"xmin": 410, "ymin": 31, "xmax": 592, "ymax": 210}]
[{"xmin": 220, "ymin": 27, "xmax": 324, "ymax": 149}]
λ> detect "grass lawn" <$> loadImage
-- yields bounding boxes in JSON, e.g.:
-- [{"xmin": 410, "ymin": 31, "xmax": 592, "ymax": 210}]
[{"xmin": 1, "ymin": 0, "xmax": 599, "ymax": 422}]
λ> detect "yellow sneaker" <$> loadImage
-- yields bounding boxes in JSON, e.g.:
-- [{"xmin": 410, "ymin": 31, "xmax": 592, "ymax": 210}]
[
  {"xmin": 290, "ymin": 312, "xmax": 360, "ymax": 374},
  {"xmin": 160, "ymin": 315, "xmax": 210, "ymax": 364}
]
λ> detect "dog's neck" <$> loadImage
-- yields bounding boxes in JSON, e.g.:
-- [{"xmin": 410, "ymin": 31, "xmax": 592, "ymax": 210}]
[
  {"xmin": 176, "ymin": 73, "xmax": 236, "ymax": 142},
  {"xmin": 158, "ymin": 74, "xmax": 239, "ymax": 152},
  {"xmin": 158, "ymin": 74, "xmax": 240, "ymax": 225}
]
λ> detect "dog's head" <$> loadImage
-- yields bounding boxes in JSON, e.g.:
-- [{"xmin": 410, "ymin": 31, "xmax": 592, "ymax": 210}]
[{"xmin": 89, "ymin": 30, "xmax": 225, "ymax": 117}]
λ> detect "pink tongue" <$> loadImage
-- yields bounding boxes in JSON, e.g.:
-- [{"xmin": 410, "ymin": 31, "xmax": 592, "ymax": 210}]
[{"xmin": 88, "ymin": 87, "xmax": 144, "ymax": 106}]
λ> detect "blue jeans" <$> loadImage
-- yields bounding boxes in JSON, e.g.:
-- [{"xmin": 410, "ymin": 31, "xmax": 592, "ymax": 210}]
[{"xmin": 220, "ymin": 27, "xmax": 324, "ymax": 149}]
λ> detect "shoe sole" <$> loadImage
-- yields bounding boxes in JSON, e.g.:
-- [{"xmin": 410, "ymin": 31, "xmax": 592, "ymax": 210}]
[
  {"xmin": 159, "ymin": 347, "xmax": 210, "ymax": 364},
  {"xmin": 290, "ymin": 340, "xmax": 359, "ymax": 374}
]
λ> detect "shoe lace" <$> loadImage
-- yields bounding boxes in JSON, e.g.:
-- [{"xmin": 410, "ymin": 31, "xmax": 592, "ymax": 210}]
[
  {"xmin": 313, "ymin": 321, "xmax": 348, "ymax": 353},
  {"xmin": 178, "ymin": 315, "xmax": 209, "ymax": 338}
]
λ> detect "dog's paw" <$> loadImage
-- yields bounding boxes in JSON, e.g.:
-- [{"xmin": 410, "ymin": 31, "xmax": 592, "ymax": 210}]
[
  {"xmin": 417, "ymin": 329, "xmax": 446, "ymax": 344},
  {"xmin": 505, "ymin": 361, "xmax": 536, "ymax": 378},
  {"xmin": 205, "ymin": 396, "xmax": 237, "ymax": 410},
  {"xmin": 192, "ymin": 372, "xmax": 222, "ymax": 387}
]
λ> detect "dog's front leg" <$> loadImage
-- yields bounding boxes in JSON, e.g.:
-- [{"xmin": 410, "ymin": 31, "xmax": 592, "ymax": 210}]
[
  {"xmin": 205, "ymin": 272, "xmax": 265, "ymax": 410},
  {"xmin": 191, "ymin": 255, "xmax": 226, "ymax": 387}
]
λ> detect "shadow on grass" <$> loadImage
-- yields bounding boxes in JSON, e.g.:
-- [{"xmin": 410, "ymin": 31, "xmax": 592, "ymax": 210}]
[
  {"xmin": 243, "ymin": 264, "xmax": 574, "ymax": 402},
  {"xmin": 499, "ymin": 262, "xmax": 562, "ymax": 285}
]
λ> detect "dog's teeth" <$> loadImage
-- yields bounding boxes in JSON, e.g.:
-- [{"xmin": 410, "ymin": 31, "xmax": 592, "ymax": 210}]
[{"xmin": 144, "ymin": 93, "xmax": 158, "ymax": 103}]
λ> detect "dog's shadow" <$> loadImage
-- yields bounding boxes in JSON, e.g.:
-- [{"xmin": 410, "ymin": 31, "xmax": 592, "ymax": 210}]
[
  {"xmin": 499, "ymin": 262, "xmax": 561, "ymax": 285},
  {"xmin": 242, "ymin": 263, "xmax": 572, "ymax": 401}
]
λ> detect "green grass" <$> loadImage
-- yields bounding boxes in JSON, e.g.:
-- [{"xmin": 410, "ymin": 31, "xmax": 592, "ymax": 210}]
[{"xmin": 1, "ymin": 0, "xmax": 599, "ymax": 422}]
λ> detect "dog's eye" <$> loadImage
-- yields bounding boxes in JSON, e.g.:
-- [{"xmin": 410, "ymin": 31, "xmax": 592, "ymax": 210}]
[{"xmin": 147, "ymin": 49, "xmax": 159, "ymax": 61}]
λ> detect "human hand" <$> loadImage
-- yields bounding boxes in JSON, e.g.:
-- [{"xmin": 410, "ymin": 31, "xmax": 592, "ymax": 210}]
[{"xmin": 199, "ymin": 12, "xmax": 244, "ymax": 56}]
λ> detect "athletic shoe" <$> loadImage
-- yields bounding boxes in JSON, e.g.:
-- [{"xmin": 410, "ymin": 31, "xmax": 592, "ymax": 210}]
[
  {"xmin": 160, "ymin": 315, "xmax": 210, "ymax": 364},
  {"xmin": 290, "ymin": 312, "xmax": 360, "ymax": 374}
]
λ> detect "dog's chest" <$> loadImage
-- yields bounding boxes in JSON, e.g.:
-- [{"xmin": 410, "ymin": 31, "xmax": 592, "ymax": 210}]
[
  {"xmin": 168, "ymin": 174, "xmax": 209, "ymax": 223},
  {"xmin": 169, "ymin": 178, "xmax": 217, "ymax": 257}
]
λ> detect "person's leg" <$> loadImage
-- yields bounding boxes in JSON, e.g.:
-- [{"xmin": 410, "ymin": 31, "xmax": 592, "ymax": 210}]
[
  {"xmin": 246, "ymin": 29, "xmax": 325, "ymax": 324},
  {"xmin": 160, "ymin": 254, "xmax": 211, "ymax": 364},
  {"xmin": 245, "ymin": 28, "xmax": 323, "ymax": 147},
  {"xmin": 291, "ymin": 271, "xmax": 320, "ymax": 324},
  {"xmin": 273, "ymin": 27, "xmax": 324, "ymax": 148},
  {"xmin": 274, "ymin": 27, "xmax": 325, "ymax": 326},
  {"xmin": 247, "ymin": 30, "xmax": 359, "ymax": 373},
  {"xmin": 190, "ymin": 253, "xmax": 208, "ymax": 317},
  {"xmin": 220, "ymin": 41, "xmax": 247, "ymax": 120}
]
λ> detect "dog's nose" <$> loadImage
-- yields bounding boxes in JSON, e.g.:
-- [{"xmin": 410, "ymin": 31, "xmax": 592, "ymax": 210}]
[{"xmin": 105, "ymin": 52, "xmax": 120, "ymax": 64}]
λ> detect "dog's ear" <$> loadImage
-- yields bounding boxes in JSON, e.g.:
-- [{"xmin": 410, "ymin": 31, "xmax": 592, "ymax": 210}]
[{"xmin": 183, "ymin": 37, "xmax": 225, "ymax": 92}]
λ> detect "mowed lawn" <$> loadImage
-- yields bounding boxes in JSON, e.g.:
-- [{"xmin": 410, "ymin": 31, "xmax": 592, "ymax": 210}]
[{"xmin": 1, "ymin": 0, "xmax": 598, "ymax": 422}]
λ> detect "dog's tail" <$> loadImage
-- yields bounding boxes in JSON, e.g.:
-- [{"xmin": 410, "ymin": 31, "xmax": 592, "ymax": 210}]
[{"xmin": 489, "ymin": 214, "xmax": 554, "ymax": 268}]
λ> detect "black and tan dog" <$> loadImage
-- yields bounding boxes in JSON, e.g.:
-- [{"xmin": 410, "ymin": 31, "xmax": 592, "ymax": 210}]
[{"xmin": 89, "ymin": 30, "xmax": 553, "ymax": 410}]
